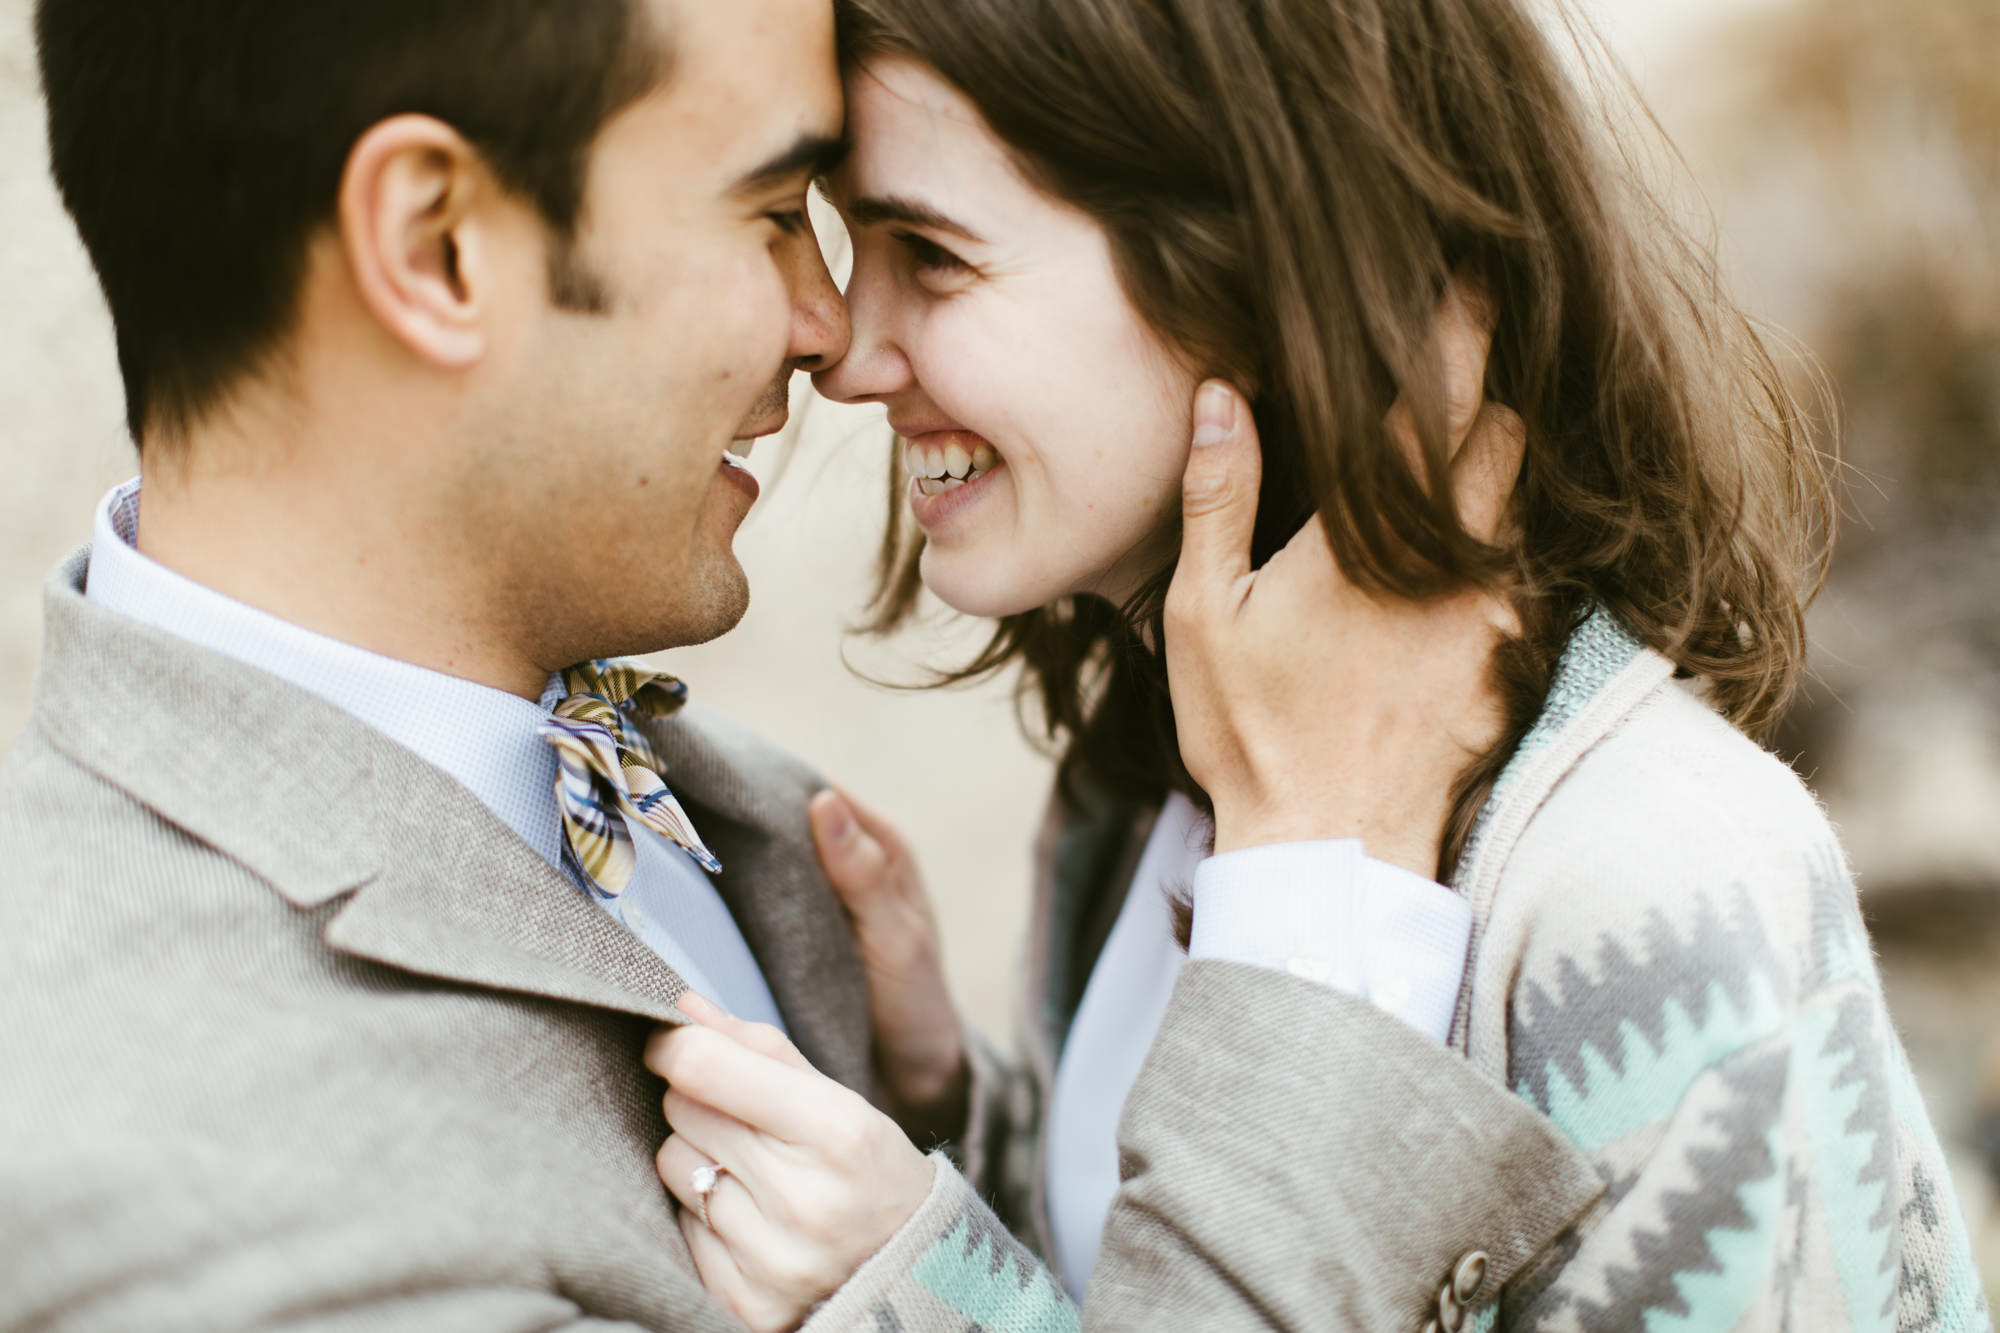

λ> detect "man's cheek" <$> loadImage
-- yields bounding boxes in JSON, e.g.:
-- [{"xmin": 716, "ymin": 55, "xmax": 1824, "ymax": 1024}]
[{"xmin": 703, "ymin": 257, "xmax": 793, "ymax": 372}]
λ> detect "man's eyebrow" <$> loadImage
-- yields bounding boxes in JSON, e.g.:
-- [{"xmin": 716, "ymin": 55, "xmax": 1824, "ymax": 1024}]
[
  {"xmin": 732, "ymin": 133, "xmax": 850, "ymax": 195},
  {"xmin": 842, "ymin": 195, "xmax": 985, "ymax": 244}
]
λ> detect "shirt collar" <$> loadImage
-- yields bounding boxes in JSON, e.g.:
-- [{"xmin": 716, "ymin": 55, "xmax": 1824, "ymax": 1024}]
[{"xmin": 85, "ymin": 478, "xmax": 568, "ymax": 868}]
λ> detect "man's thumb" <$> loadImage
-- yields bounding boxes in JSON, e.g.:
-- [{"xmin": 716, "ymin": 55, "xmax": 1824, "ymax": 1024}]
[{"xmin": 1178, "ymin": 381, "xmax": 1262, "ymax": 589}]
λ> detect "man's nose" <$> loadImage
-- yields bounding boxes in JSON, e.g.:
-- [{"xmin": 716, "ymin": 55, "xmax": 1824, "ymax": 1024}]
[{"xmin": 786, "ymin": 240, "xmax": 851, "ymax": 375}]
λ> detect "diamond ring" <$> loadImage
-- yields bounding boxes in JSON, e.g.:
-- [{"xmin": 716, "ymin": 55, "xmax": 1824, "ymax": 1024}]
[{"xmin": 690, "ymin": 1163, "xmax": 729, "ymax": 1230}]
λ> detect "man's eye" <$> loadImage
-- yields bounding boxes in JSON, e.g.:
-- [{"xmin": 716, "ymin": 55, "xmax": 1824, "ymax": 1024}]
[
  {"xmin": 893, "ymin": 232, "xmax": 969, "ymax": 276},
  {"xmin": 767, "ymin": 210, "xmax": 810, "ymax": 236}
]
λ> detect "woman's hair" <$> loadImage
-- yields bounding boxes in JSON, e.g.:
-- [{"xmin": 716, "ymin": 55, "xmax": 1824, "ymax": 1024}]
[{"xmin": 842, "ymin": 0, "xmax": 1833, "ymax": 878}]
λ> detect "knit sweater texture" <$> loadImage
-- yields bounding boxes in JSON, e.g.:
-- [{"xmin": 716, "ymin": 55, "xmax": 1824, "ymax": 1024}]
[{"xmin": 802, "ymin": 612, "xmax": 1991, "ymax": 1332}]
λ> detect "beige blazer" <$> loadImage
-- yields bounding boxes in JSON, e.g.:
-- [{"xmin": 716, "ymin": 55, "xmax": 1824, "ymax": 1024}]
[{"xmin": 0, "ymin": 552, "xmax": 873, "ymax": 1331}]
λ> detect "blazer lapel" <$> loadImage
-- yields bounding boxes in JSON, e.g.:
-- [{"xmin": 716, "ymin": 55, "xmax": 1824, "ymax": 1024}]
[
  {"xmin": 36, "ymin": 551, "xmax": 690, "ymax": 1026},
  {"xmin": 322, "ymin": 749, "xmax": 694, "ymax": 1026}
]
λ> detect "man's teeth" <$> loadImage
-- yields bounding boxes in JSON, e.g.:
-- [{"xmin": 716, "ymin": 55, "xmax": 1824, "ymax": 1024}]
[
  {"xmin": 722, "ymin": 450, "xmax": 750, "ymax": 471},
  {"xmin": 906, "ymin": 440, "xmax": 999, "ymax": 496}
]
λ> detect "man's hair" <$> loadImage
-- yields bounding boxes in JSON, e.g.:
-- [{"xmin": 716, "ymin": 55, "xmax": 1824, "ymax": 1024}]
[{"xmin": 35, "ymin": 0, "xmax": 664, "ymax": 444}]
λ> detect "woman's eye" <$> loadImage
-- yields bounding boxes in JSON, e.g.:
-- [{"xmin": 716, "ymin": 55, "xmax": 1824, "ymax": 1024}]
[{"xmin": 893, "ymin": 232, "xmax": 970, "ymax": 277}]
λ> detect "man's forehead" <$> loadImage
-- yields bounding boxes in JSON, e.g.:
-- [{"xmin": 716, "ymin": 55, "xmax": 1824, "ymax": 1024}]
[{"xmin": 646, "ymin": 0, "xmax": 843, "ymax": 176}]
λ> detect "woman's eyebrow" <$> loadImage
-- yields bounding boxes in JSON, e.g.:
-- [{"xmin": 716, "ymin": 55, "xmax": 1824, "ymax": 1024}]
[{"xmin": 843, "ymin": 194, "xmax": 985, "ymax": 243}]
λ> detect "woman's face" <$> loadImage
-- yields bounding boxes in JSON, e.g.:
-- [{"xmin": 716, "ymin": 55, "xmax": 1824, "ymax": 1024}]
[{"xmin": 814, "ymin": 57, "xmax": 1198, "ymax": 618}]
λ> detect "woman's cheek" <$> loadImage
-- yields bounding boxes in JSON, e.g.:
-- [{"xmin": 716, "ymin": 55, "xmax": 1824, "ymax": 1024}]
[{"xmin": 918, "ymin": 310, "xmax": 1021, "ymax": 413}]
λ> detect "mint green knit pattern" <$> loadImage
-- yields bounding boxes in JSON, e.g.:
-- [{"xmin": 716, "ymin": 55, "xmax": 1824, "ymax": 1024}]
[
  {"xmin": 1506, "ymin": 891, "xmax": 1985, "ymax": 1332},
  {"xmin": 1497, "ymin": 614, "xmax": 1988, "ymax": 1333},
  {"xmin": 906, "ymin": 1205, "xmax": 1080, "ymax": 1332},
  {"xmin": 1530, "ymin": 969, "xmax": 1788, "ymax": 1156},
  {"xmin": 1644, "ymin": 1115, "xmax": 1791, "ymax": 1333},
  {"xmin": 865, "ymin": 610, "xmax": 1989, "ymax": 1333}
]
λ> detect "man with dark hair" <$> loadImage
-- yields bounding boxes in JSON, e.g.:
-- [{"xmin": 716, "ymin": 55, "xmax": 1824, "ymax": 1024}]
[{"xmin": 3, "ymin": 0, "xmax": 863, "ymax": 1325}]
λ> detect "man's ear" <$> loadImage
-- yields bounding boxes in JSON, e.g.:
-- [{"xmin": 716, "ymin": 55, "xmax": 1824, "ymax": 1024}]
[{"xmin": 338, "ymin": 115, "xmax": 502, "ymax": 369}]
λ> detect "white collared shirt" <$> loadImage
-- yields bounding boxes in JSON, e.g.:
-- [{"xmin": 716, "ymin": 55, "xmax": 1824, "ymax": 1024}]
[
  {"xmin": 1045, "ymin": 794, "xmax": 1473, "ymax": 1298},
  {"xmin": 84, "ymin": 479, "xmax": 783, "ymax": 1030}
]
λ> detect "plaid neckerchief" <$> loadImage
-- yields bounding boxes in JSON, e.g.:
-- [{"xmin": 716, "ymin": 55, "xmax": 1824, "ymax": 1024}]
[{"xmin": 539, "ymin": 659, "xmax": 721, "ymax": 899}]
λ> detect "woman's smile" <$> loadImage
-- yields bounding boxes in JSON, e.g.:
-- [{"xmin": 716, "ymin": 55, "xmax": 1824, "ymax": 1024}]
[
  {"xmin": 906, "ymin": 450, "xmax": 1006, "ymax": 531},
  {"xmin": 899, "ymin": 425, "xmax": 1005, "ymax": 530}
]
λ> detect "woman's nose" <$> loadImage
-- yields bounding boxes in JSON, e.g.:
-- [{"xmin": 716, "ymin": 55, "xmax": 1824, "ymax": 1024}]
[
  {"xmin": 812, "ymin": 253, "xmax": 914, "ymax": 405},
  {"xmin": 812, "ymin": 337, "xmax": 915, "ymax": 405}
]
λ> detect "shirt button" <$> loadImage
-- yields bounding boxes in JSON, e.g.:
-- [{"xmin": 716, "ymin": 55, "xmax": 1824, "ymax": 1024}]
[{"xmin": 626, "ymin": 902, "xmax": 651, "ymax": 934}]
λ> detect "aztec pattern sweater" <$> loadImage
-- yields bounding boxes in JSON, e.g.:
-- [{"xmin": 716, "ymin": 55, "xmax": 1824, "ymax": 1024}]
[{"xmin": 801, "ymin": 613, "xmax": 1991, "ymax": 1332}]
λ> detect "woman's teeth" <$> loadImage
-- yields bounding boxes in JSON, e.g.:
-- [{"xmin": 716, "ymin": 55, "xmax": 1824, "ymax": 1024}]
[{"xmin": 907, "ymin": 440, "xmax": 999, "ymax": 496}]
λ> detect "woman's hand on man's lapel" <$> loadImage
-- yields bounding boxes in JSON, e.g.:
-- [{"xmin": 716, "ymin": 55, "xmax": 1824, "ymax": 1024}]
[{"xmin": 645, "ymin": 993, "xmax": 938, "ymax": 1333}]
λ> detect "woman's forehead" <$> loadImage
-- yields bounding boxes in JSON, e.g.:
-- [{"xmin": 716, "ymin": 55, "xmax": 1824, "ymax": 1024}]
[
  {"xmin": 835, "ymin": 58, "xmax": 1076, "ymax": 241},
  {"xmin": 849, "ymin": 57, "xmax": 987, "ymax": 131}
]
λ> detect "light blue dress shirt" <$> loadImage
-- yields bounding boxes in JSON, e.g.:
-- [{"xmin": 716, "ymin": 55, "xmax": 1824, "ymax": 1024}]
[{"xmin": 84, "ymin": 479, "xmax": 784, "ymax": 1031}]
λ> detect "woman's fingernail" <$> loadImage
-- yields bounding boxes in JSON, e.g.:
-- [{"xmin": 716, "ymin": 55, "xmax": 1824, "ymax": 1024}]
[
  {"xmin": 676, "ymin": 991, "xmax": 726, "ymax": 1023},
  {"xmin": 1193, "ymin": 383, "xmax": 1237, "ymax": 447},
  {"xmin": 821, "ymin": 792, "xmax": 855, "ymax": 843}
]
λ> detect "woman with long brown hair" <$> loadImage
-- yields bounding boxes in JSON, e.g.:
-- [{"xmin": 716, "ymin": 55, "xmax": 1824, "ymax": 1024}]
[{"xmin": 639, "ymin": 0, "xmax": 1989, "ymax": 1328}]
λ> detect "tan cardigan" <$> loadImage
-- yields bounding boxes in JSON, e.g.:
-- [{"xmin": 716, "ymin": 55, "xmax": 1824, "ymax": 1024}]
[{"xmin": 806, "ymin": 612, "xmax": 1990, "ymax": 1332}]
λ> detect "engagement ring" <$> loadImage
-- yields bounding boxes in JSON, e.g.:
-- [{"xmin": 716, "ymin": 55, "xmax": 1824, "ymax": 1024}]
[{"xmin": 690, "ymin": 1163, "xmax": 728, "ymax": 1230}]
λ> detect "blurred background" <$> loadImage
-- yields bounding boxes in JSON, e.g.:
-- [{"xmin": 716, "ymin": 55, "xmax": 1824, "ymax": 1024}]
[{"xmin": 1, "ymin": 0, "xmax": 1993, "ymax": 1299}]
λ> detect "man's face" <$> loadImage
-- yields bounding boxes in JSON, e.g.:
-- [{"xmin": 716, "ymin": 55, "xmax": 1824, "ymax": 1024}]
[{"xmin": 463, "ymin": 0, "xmax": 847, "ymax": 668}]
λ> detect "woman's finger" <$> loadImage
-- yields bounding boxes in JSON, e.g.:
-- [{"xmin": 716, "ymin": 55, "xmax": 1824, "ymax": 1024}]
[
  {"xmin": 1438, "ymin": 274, "xmax": 1498, "ymax": 456},
  {"xmin": 663, "ymin": 1088, "xmax": 780, "ymax": 1187},
  {"xmin": 681, "ymin": 1208, "xmax": 795, "ymax": 1333},
  {"xmin": 641, "ymin": 1018, "xmax": 689, "ymax": 1080},
  {"xmin": 809, "ymin": 789, "xmax": 904, "ymax": 923},
  {"xmin": 644, "ymin": 1021, "xmax": 821, "ymax": 1126},
  {"xmin": 674, "ymin": 993, "xmax": 814, "ymax": 1073},
  {"xmin": 658, "ymin": 1131, "xmax": 762, "ymax": 1237},
  {"xmin": 680, "ymin": 1209, "xmax": 749, "ymax": 1293},
  {"xmin": 1448, "ymin": 403, "xmax": 1527, "ymax": 545},
  {"xmin": 658, "ymin": 1131, "xmax": 725, "ymax": 1218},
  {"xmin": 683, "ymin": 1209, "xmax": 818, "ymax": 1333},
  {"xmin": 656, "ymin": 1129, "xmax": 706, "ymax": 1203},
  {"xmin": 1169, "ymin": 380, "xmax": 1263, "ymax": 618},
  {"xmin": 821, "ymin": 783, "xmax": 918, "ymax": 869},
  {"xmin": 1385, "ymin": 272, "xmax": 1499, "ymax": 478}
]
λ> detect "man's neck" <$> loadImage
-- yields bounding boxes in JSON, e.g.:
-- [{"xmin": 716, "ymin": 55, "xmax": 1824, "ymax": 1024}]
[{"xmin": 134, "ymin": 441, "xmax": 554, "ymax": 702}]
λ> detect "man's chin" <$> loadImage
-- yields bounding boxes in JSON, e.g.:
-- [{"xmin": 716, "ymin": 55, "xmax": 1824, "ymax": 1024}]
[{"xmin": 667, "ymin": 562, "xmax": 752, "ymax": 650}]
